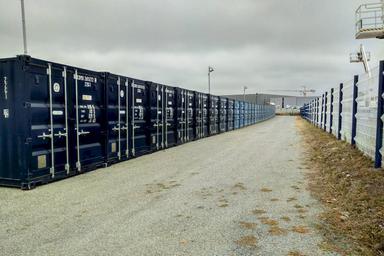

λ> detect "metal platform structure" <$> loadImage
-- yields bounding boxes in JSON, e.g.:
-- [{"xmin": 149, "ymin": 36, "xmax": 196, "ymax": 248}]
[{"xmin": 355, "ymin": 1, "xmax": 384, "ymax": 39}]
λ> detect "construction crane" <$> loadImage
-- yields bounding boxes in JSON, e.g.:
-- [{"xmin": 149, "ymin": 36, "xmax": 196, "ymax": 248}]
[
  {"xmin": 355, "ymin": 0, "xmax": 384, "ymax": 39},
  {"xmin": 268, "ymin": 86, "xmax": 316, "ymax": 97}
]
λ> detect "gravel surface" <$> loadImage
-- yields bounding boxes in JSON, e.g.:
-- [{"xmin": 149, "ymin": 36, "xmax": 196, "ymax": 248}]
[{"xmin": 0, "ymin": 116, "xmax": 338, "ymax": 256}]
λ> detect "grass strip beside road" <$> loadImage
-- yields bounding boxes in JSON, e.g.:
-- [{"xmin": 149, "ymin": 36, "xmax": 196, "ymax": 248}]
[{"xmin": 297, "ymin": 117, "xmax": 384, "ymax": 256}]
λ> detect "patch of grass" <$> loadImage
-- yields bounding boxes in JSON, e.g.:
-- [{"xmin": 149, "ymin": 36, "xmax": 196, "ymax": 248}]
[
  {"xmin": 261, "ymin": 218, "xmax": 279, "ymax": 226},
  {"xmin": 281, "ymin": 216, "xmax": 291, "ymax": 222},
  {"xmin": 291, "ymin": 225, "xmax": 310, "ymax": 234},
  {"xmin": 269, "ymin": 226, "xmax": 287, "ymax": 236},
  {"xmin": 297, "ymin": 117, "xmax": 384, "ymax": 255},
  {"xmin": 239, "ymin": 221, "xmax": 257, "ymax": 230},
  {"xmin": 270, "ymin": 198, "xmax": 279, "ymax": 202},
  {"xmin": 252, "ymin": 209, "xmax": 267, "ymax": 215},
  {"xmin": 297, "ymin": 209, "xmax": 308, "ymax": 214},
  {"xmin": 260, "ymin": 188, "xmax": 273, "ymax": 192},
  {"xmin": 233, "ymin": 183, "xmax": 247, "ymax": 190},
  {"xmin": 235, "ymin": 235, "xmax": 257, "ymax": 247},
  {"xmin": 287, "ymin": 197, "xmax": 297, "ymax": 202},
  {"xmin": 287, "ymin": 251, "xmax": 306, "ymax": 256}
]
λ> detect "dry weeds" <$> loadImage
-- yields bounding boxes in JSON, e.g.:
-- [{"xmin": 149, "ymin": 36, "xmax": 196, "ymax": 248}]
[
  {"xmin": 297, "ymin": 117, "xmax": 384, "ymax": 255},
  {"xmin": 239, "ymin": 221, "xmax": 257, "ymax": 230},
  {"xmin": 287, "ymin": 251, "xmax": 306, "ymax": 256},
  {"xmin": 235, "ymin": 235, "xmax": 257, "ymax": 247},
  {"xmin": 233, "ymin": 183, "xmax": 247, "ymax": 190},
  {"xmin": 291, "ymin": 225, "xmax": 310, "ymax": 234},
  {"xmin": 281, "ymin": 216, "xmax": 291, "ymax": 222},
  {"xmin": 261, "ymin": 218, "xmax": 279, "ymax": 226},
  {"xmin": 252, "ymin": 209, "xmax": 267, "ymax": 215},
  {"xmin": 269, "ymin": 226, "xmax": 288, "ymax": 236}
]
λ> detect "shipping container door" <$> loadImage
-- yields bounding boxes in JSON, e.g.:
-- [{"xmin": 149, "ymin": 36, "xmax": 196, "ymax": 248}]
[
  {"xmin": 187, "ymin": 91, "xmax": 195, "ymax": 141},
  {"xmin": 209, "ymin": 96, "xmax": 219, "ymax": 135},
  {"xmin": 195, "ymin": 93, "xmax": 209, "ymax": 138},
  {"xmin": 165, "ymin": 86, "xmax": 177, "ymax": 147},
  {"xmin": 227, "ymin": 100, "xmax": 234, "ymax": 131},
  {"xmin": 105, "ymin": 74, "xmax": 129, "ymax": 164},
  {"xmin": 194, "ymin": 92, "xmax": 202, "ymax": 139},
  {"xmin": 149, "ymin": 83, "xmax": 165, "ymax": 151},
  {"xmin": 202, "ymin": 94, "xmax": 209, "ymax": 137},
  {"xmin": 130, "ymin": 79, "xmax": 150, "ymax": 156},
  {"xmin": 240, "ymin": 101, "xmax": 244, "ymax": 128},
  {"xmin": 176, "ymin": 88, "xmax": 187, "ymax": 144},
  {"xmin": 219, "ymin": 98, "xmax": 227, "ymax": 133},
  {"xmin": 28, "ymin": 61, "xmax": 71, "ymax": 181},
  {"xmin": 234, "ymin": 101, "xmax": 240, "ymax": 129},
  {"xmin": 72, "ymin": 68, "xmax": 105, "ymax": 172}
]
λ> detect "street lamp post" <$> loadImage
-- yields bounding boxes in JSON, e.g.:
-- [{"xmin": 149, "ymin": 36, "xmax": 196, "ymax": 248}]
[
  {"xmin": 20, "ymin": 0, "xmax": 28, "ymax": 55},
  {"xmin": 243, "ymin": 86, "xmax": 248, "ymax": 102},
  {"xmin": 208, "ymin": 66, "xmax": 214, "ymax": 94}
]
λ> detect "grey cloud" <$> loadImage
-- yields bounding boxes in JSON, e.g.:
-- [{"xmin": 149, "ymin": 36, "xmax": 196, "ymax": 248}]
[{"xmin": 0, "ymin": 0, "xmax": 383, "ymax": 96}]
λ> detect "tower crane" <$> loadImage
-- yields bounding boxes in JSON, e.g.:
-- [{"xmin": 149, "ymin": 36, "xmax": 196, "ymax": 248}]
[{"xmin": 268, "ymin": 86, "xmax": 316, "ymax": 97}]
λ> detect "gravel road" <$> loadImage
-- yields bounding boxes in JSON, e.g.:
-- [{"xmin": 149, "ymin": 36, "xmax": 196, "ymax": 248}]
[{"xmin": 0, "ymin": 116, "xmax": 337, "ymax": 256}]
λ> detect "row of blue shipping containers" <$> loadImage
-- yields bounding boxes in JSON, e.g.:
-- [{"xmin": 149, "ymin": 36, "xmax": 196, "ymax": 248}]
[{"xmin": 0, "ymin": 56, "xmax": 275, "ymax": 189}]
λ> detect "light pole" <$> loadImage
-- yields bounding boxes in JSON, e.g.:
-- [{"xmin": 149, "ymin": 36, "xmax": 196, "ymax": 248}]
[
  {"xmin": 208, "ymin": 66, "xmax": 214, "ymax": 94},
  {"xmin": 243, "ymin": 86, "xmax": 248, "ymax": 102},
  {"xmin": 20, "ymin": 0, "xmax": 28, "ymax": 55}
]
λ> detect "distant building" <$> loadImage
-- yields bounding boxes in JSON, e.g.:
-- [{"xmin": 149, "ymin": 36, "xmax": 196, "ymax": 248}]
[{"xmin": 222, "ymin": 93, "xmax": 318, "ymax": 109}]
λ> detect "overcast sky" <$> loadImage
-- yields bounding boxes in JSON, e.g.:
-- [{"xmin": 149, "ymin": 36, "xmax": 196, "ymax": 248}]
[{"xmin": 1, "ymin": 0, "xmax": 383, "ymax": 96}]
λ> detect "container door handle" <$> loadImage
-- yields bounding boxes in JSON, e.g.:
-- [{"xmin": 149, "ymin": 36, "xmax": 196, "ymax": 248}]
[
  {"xmin": 47, "ymin": 64, "xmax": 55, "ymax": 177},
  {"xmin": 78, "ymin": 130, "xmax": 90, "ymax": 136},
  {"xmin": 38, "ymin": 132, "xmax": 53, "ymax": 140},
  {"xmin": 54, "ymin": 131, "xmax": 67, "ymax": 138}
]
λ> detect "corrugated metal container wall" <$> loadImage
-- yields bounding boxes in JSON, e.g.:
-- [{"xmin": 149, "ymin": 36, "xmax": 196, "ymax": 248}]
[
  {"xmin": 209, "ymin": 95, "xmax": 219, "ymax": 135},
  {"xmin": 165, "ymin": 86, "xmax": 177, "ymax": 147},
  {"xmin": 219, "ymin": 97, "xmax": 228, "ymax": 133},
  {"xmin": 0, "ymin": 56, "xmax": 276, "ymax": 189},
  {"xmin": 148, "ymin": 83, "xmax": 177, "ymax": 150},
  {"xmin": 194, "ymin": 92, "xmax": 209, "ymax": 139},
  {"xmin": 176, "ymin": 88, "xmax": 195, "ymax": 143},
  {"xmin": 227, "ymin": 99, "xmax": 234, "ymax": 131},
  {"xmin": 239, "ymin": 101, "xmax": 245, "ymax": 128},
  {"xmin": 0, "ymin": 56, "xmax": 106, "ymax": 188},
  {"xmin": 245, "ymin": 102, "xmax": 250, "ymax": 126},
  {"xmin": 103, "ymin": 73, "xmax": 130, "ymax": 164},
  {"xmin": 130, "ymin": 78, "xmax": 150, "ymax": 156},
  {"xmin": 234, "ymin": 101, "xmax": 240, "ymax": 129}
]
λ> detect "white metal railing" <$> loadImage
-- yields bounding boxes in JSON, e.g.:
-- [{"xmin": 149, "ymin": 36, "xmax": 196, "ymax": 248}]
[{"xmin": 356, "ymin": 2, "xmax": 384, "ymax": 34}]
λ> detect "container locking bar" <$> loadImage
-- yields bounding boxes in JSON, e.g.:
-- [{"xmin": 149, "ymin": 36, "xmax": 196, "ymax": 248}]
[
  {"xmin": 117, "ymin": 77, "xmax": 121, "ymax": 159},
  {"xmin": 156, "ymin": 84, "xmax": 160, "ymax": 149},
  {"xmin": 131, "ymin": 81, "xmax": 136, "ymax": 156},
  {"xmin": 62, "ymin": 66, "xmax": 70, "ymax": 173},
  {"xmin": 74, "ymin": 69, "xmax": 82, "ymax": 171},
  {"xmin": 125, "ymin": 79, "xmax": 129, "ymax": 157},
  {"xmin": 47, "ymin": 63, "xmax": 55, "ymax": 177},
  {"xmin": 162, "ymin": 86, "xmax": 165, "ymax": 148}
]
